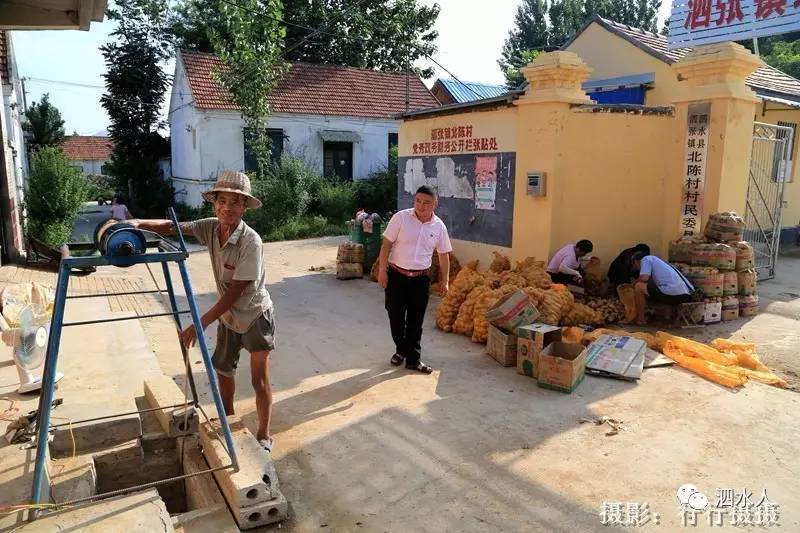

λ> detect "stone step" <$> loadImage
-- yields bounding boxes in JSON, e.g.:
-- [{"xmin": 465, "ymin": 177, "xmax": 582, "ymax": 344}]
[{"xmin": 199, "ymin": 417, "xmax": 280, "ymax": 509}]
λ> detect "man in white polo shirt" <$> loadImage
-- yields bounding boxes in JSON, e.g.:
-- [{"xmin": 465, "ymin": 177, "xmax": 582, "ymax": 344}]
[{"xmin": 377, "ymin": 186, "xmax": 452, "ymax": 374}]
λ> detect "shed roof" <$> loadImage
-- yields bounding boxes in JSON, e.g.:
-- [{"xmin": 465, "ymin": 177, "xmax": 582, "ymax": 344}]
[
  {"xmin": 433, "ymin": 78, "xmax": 509, "ymax": 104},
  {"xmin": 59, "ymin": 135, "xmax": 113, "ymax": 161}
]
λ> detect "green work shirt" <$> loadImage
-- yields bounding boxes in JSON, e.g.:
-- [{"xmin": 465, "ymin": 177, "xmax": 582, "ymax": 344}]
[{"xmin": 183, "ymin": 218, "xmax": 273, "ymax": 333}]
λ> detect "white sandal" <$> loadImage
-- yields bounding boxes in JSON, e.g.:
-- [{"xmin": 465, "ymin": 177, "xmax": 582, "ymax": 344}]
[{"xmin": 259, "ymin": 438, "xmax": 273, "ymax": 453}]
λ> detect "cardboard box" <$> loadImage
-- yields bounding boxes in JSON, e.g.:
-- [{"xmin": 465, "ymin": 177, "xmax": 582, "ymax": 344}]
[
  {"xmin": 537, "ymin": 342, "xmax": 587, "ymax": 393},
  {"xmin": 486, "ymin": 290, "xmax": 540, "ymax": 332},
  {"xmin": 487, "ymin": 324, "xmax": 517, "ymax": 367},
  {"xmin": 516, "ymin": 323, "xmax": 562, "ymax": 379},
  {"xmin": 584, "ymin": 335, "xmax": 647, "ymax": 381}
]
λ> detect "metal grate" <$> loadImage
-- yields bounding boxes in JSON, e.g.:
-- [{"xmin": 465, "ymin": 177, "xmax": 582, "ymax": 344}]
[{"xmin": 745, "ymin": 122, "xmax": 792, "ymax": 280}]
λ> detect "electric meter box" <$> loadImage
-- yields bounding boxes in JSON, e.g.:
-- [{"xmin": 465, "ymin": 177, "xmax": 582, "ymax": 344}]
[{"xmin": 527, "ymin": 172, "xmax": 546, "ymax": 196}]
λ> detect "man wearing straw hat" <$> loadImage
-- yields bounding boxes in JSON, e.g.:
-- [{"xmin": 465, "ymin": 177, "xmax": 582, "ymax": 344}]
[{"xmin": 130, "ymin": 170, "xmax": 276, "ymax": 452}]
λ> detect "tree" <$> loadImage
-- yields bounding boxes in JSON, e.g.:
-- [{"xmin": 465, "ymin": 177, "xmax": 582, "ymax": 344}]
[
  {"xmin": 26, "ymin": 147, "xmax": 87, "ymax": 247},
  {"xmin": 171, "ymin": 0, "xmax": 440, "ymax": 78},
  {"xmin": 22, "ymin": 94, "xmax": 66, "ymax": 150},
  {"xmin": 101, "ymin": 0, "xmax": 173, "ymax": 216},
  {"xmin": 208, "ymin": 0, "xmax": 287, "ymax": 175},
  {"xmin": 498, "ymin": 0, "xmax": 549, "ymax": 88},
  {"xmin": 762, "ymin": 40, "xmax": 800, "ymax": 80},
  {"xmin": 498, "ymin": 0, "xmax": 662, "ymax": 87}
]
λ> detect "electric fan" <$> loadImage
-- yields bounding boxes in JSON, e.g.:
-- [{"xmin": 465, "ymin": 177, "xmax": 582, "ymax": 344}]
[{"xmin": 0, "ymin": 305, "xmax": 62, "ymax": 393}]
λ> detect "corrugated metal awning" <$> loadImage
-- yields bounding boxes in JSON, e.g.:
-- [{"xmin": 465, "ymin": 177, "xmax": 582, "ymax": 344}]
[
  {"xmin": 319, "ymin": 130, "xmax": 361, "ymax": 143},
  {"xmin": 583, "ymin": 72, "xmax": 655, "ymax": 92}
]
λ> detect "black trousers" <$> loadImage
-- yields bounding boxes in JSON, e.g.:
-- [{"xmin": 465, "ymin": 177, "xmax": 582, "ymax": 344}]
[{"xmin": 385, "ymin": 268, "xmax": 430, "ymax": 365}]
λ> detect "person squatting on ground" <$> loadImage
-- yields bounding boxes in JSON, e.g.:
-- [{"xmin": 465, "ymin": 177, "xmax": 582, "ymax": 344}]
[
  {"xmin": 378, "ymin": 186, "xmax": 453, "ymax": 374},
  {"xmin": 547, "ymin": 239, "xmax": 594, "ymax": 285},
  {"xmin": 627, "ymin": 252, "xmax": 695, "ymax": 325},
  {"xmin": 129, "ymin": 170, "xmax": 277, "ymax": 452}
]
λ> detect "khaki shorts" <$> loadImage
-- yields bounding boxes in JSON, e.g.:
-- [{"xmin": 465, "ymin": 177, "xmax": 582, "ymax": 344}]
[{"xmin": 212, "ymin": 307, "xmax": 276, "ymax": 377}]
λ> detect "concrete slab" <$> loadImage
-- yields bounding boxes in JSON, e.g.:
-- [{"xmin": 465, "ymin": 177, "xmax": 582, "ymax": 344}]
[
  {"xmin": 0, "ymin": 444, "xmax": 44, "ymax": 529},
  {"xmin": 232, "ymin": 490, "xmax": 289, "ymax": 530},
  {"xmin": 144, "ymin": 375, "xmax": 198, "ymax": 437},
  {"xmin": 51, "ymin": 454, "xmax": 96, "ymax": 504},
  {"xmin": 199, "ymin": 417, "xmax": 280, "ymax": 508},
  {"xmin": 50, "ymin": 397, "xmax": 142, "ymax": 457},
  {"xmin": 134, "ymin": 395, "xmax": 176, "ymax": 453},
  {"xmin": 172, "ymin": 504, "xmax": 238, "ymax": 533},
  {"xmin": 15, "ymin": 489, "xmax": 174, "ymax": 532}
]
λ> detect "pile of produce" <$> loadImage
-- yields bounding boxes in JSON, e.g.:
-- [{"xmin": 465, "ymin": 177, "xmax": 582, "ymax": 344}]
[
  {"xmin": 435, "ymin": 253, "xmax": 617, "ymax": 345},
  {"xmin": 585, "ymin": 297, "xmax": 626, "ymax": 324}
]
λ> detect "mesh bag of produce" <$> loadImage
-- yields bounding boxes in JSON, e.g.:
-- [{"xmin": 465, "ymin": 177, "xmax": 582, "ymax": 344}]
[{"xmin": 453, "ymin": 285, "xmax": 490, "ymax": 336}]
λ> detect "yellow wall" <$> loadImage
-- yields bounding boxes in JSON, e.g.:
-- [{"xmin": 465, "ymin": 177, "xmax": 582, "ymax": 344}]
[
  {"xmin": 451, "ymin": 239, "xmax": 513, "ymax": 268},
  {"xmin": 547, "ymin": 110, "xmax": 682, "ymax": 266},
  {"xmin": 564, "ymin": 23, "xmax": 691, "ymax": 106},
  {"xmin": 398, "ymin": 107, "xmax": 518, "ymax": 157},
  {"xmin": 760, "ymin": 107, "xmax": 800, "ymax": 228}
]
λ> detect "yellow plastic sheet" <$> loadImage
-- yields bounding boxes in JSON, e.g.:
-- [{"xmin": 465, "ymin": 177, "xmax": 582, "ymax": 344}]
[
  {"xmin": 662, "ymin": 341, "xmax": 748, "ymax": 388},
  {"xmin": 655, "ymin": 332, "xmax": 737, "ymax": 366},
  {"xmin": 709, "ymin": 338, "xmax": 769, "ymax": 372}
]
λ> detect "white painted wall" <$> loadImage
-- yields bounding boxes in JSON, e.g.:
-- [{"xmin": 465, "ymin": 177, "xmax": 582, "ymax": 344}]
[
  {"xmin": 1, "ymin": 33, "xmax": 28, "ymax": 259},
  {"xmin": 69, "ymin": 159, "xmax": 107, "ymax": 175},
  {"xmin": 169, "ymin": 53, "xmax": 400, "ymax": 207}
]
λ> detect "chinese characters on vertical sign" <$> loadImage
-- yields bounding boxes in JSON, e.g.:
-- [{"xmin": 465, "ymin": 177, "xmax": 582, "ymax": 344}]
[
  {"xmin": 680, "ymin": 104, "xmax": 710, "ymax": 237},
  {"xmin": 669, "ymin": 0, "xmax": 800, "ymax": 48}
]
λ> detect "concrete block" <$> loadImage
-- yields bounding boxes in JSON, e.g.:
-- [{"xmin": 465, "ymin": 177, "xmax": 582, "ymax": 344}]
[
  {"xmin": 15, "ymin": 489, "xmax": 174, "ymax": 532},
  {"xmin": 182, "ymin": 444, "xmax": 225, "ymax": 510},
  {"xmin": 135, "ymin": 396, "xmax": 176, "ymax": 453},
  {"xmin": 172, "ymin": 504, "xmax": 238, "ymax": 533},
  {"xmin": 199, "ymin": 418, "xmax": 280, "ymax": 508},
  {"xmin": 144, "ymin": 376, "xmax": 198, "ymax": 437},
  {"xmin": 233, "ymin": 490, "xmax": 289, "ymax": 530},
  {"xmin": 50, "ymin": 397, "xmax": 142, "ymax": 458},
  {"xmin": 51, "ymin": 455, "xmax": 97, "ymax": 504}
]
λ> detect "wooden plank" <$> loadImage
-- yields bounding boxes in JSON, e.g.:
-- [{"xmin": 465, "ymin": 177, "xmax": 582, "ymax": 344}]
[{"xmin": 199, "ymin": 418, "xmax": 280, "ymax": 509}]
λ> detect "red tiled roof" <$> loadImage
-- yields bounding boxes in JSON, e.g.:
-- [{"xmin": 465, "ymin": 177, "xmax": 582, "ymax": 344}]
[
  {"xmin": 59, "ymin": 136, "xmax": 114, "ymax": 160},
  {"xmin": 180, "ymin": 50, "xmax": 440, "ymax": 118}
]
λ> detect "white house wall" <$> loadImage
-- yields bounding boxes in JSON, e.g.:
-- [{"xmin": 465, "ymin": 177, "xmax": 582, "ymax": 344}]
[
  {"xmin": 169, "ymin": 54, "xmax": 207, "ymax": 206},
  {"xmin": 70, "ymin": 159, "xmax": 106, "ymax": 175}
]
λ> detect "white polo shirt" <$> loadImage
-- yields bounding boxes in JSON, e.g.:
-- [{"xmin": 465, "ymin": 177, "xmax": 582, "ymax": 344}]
[{"xmin": 383, "ymin": 209, "xmax": 453, "ymax": 271}]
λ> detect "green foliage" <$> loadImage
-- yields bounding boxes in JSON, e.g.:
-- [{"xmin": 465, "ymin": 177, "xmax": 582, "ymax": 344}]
[
  {"xmin": 498, "ymin": 0, "xmax": 661, "ymax": 87},
  {"xmin": 317, "ymin": 181, "xmax": 356, "ymax": 223},
  {"xmin": 761, "ymin": 39, "xmax": 800, "ymax": 80},
  {"xmin": 171, "ymin": 0, "xmax": 440, "ymax": 78},
  {"xmin": 101, "ymin": 0, "xmax": 174, "ymax": 216},
  {"xmin": 85, "ymin": 174, "xmax": 116, "ymax": 203},
  {"xmin": 173, "ymin": 201, "xmax": 214, "ymax": 222},
  {"xmin": 23, "ymin": 94, "xmax": 66, "ymax": 149},
  {"xmin": 207, "ymin": 0, "xmax": 287, "ymax": 175},
  {"xmin": 263, "ymin": 215, "xmax": 345, "ymax": 243},
  {"xmin": 244, "ymin": 155, "xmax": 319, "ymax": 233},
  {"xmin": 354, "ymin": 168, "xmax": 397, "ymax": 216},
  {"xmin": 281, "ymin": 0, "xmax": 440, "ymax": 78},
  {"xmin": 26, "ymin": 147, "xmax": 87, "ymax": 247}
]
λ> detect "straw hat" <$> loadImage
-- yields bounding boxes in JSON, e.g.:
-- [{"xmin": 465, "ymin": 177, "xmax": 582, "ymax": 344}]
[{"xmin": 202, "ymin": 170, "xmax": 262, "ymax": 209}]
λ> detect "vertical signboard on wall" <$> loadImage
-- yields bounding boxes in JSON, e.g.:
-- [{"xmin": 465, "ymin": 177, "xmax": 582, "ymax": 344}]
[{"xmin": 680, "ymin": 103, "xmax": 711, "ymax": 237}]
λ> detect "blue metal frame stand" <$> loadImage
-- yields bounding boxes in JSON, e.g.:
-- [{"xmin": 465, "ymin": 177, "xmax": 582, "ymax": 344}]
[{"xmin": 29, "ymin": 208, "xmax": 239, "ymax": 514}]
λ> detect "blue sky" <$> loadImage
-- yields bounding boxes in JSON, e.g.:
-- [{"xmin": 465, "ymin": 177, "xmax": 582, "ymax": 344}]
[{"xmin": 12, "ymin": 0, "xmax": 671, "ymax": 135}]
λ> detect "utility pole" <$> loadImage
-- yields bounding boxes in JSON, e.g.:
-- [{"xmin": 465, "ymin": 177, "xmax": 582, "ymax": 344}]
[
  {"xmin": 753, "ymin": 38, "xmax": 760, "ymax": 57},
  {"xmin": 20, "ymin": 76, "xmax": 29, "ymax": 112}
]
